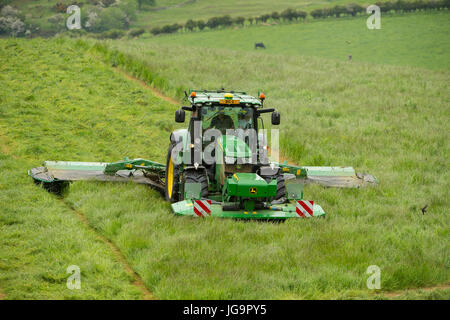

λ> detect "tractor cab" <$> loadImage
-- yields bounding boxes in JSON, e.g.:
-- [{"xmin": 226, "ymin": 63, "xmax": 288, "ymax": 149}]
[{"xmin": 168, "ymin": 90, "xmax": 283, "ymax": 205}]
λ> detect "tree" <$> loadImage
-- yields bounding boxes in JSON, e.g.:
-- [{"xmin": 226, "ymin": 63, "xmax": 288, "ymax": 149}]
[
  {"xmin": 294, "ymin": 10, "xmax": 307, "ymax": 20},
  {"xmin": 271, "ymin": 11, "xmax": 280, "ymax": 20},
  {"xmin": 185, "ymin": 19, "xmax": 196, "ymax": 31},
  {"xmin": 281, "ymin": 8, "xmax": 296, "ymax": 21},
  {"xmin": 150, "ymin": 26, "xmax": 161, "ymax": 35},
  {"xmin": 234, "ymin": 16, "xmax": 245, "ymax": 26},
  {"xmin": 310, "ymin": 9, "xmax": 323, "ymax": 19},
  {"xmin": 206, "ymin": 16, "xmax": 220, "ymax": 29},
  {"xmin": 137, "ymin": 0, "xmax": 155, "ymax": 10},
  {"xmin": 197, "ymin": 20, "xmax": 206, "ymax": 30}
]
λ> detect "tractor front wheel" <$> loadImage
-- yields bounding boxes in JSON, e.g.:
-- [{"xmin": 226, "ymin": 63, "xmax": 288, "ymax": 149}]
[{"xmin": 183, "ymin": 170, "xmax": 209, "ymax": 199}]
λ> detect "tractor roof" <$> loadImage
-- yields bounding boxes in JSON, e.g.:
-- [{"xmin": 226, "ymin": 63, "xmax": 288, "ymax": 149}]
[{"xmin": 188, "ymin": 90, "xmax": 263, "ymax": 107}]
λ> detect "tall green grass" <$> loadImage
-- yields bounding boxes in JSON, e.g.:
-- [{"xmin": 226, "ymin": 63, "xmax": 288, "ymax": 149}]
[
  {"xmin": 0, "ymin": 37, "xmax": 178, "ymax": 299},
  {"xmin": 104, "ymin": 17, "xmax": 449, "ymax": 298},
  {"xmin": 1, "ymin": 34, "xmax": 448, "ymax": 299}
]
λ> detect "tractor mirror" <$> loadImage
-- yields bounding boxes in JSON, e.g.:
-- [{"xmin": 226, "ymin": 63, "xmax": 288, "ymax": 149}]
[
  {"xmin": 271, "ymin": 111, "xmax": 280, "ymax": 125},
  {"xmin": 175, "ymin": 109, "xmax": 185, "ymax": 123}
]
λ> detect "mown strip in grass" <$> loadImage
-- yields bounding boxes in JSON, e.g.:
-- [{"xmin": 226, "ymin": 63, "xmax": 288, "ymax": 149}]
[{"xmin": 0, "ymin": 37, "xmax": 177, "ymax": 299}]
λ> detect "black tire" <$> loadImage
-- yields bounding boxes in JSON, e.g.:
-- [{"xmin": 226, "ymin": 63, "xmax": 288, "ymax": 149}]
[
  {"xmin": 275, "ymin": 174, "xmax": 286, "ymax": 200},
  {"xmin": 165, "ymin": 144, "xmax": 180, "ymax": 202},
  {"xmin": 183, "ymin": 170, "xmax": 209, "ymax": 199}
]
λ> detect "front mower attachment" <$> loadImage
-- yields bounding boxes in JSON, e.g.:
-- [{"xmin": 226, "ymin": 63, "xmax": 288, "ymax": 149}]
[
  {"xmin": 29, "ymin": 158, "xmax": 165, "ymax": 192},
  {"xmin": 277, "ymin": 162, "xmax": 377, "ymax": 188},
  {"xmin": 172, "ymin": 199, "xmax": 325, "ymax": 220}
]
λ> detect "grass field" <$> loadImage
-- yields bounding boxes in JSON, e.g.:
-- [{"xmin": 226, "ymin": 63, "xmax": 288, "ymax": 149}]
[
  {"xmin": 0, "ymin": 38, "xmax": 174, "ymax": 299},
  {"xmin": 142, "ymin": 11, "xmax": 450, "ymax": 70},
  {"xmin": 0, "ymin": 9, "xmax": 449, "ymax": 300}
]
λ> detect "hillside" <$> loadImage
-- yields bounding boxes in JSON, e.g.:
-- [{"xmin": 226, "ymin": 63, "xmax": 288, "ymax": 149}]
[
  {"xmin": 139, "ymin": 11, "xmax": 450, "ymax": 70},
  {"xmin": 0, "ymin": 33, "xmax": 448, "ymax": 299}
]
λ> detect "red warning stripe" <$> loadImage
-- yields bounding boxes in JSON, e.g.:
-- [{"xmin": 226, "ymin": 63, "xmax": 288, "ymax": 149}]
[
  {"xmin": 193, "ymin": 200, "xmax": 211, "ymax": 217},
  {"xmin": 296, "ymin": 200, "xmax": 314, "ymax": 218},
  {"xmin": 196, "ymin": 200, "xmax": 211, "ymax": 214}
]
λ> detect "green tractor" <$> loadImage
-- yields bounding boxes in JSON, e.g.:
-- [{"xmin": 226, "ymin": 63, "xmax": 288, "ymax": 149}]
[{"xmin": 29, "ymin": 90, "xmax": 376, "ymax": 220}]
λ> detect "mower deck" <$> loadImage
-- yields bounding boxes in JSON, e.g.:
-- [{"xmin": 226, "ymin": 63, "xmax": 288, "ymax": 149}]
[{"xmin": 172, "ymin": 200, "xmax": 325, "ymax": 219}]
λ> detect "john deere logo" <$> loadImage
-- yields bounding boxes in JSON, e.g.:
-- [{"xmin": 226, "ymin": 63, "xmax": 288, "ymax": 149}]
[{"xmin": 249, "ymin": 187, "xmax": 257, "ymax": 194}]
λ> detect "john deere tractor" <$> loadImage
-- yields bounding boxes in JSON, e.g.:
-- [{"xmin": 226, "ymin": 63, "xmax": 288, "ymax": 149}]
[{"xmin": 29, "ymin": 89, "xmax": 376, "ymax": 220}]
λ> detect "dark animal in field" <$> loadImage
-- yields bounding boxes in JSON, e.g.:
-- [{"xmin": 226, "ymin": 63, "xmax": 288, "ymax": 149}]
[
  {"xmin": 348, "ymin": 55, "xmax": 352, "ymax": 61},
  {"xmin": 255, "ymin": 42, "xmax": 266, "ymax": 49},
  {"xmin": 421, "ymin": 204, "xmax": 428, "ymax": 215}
]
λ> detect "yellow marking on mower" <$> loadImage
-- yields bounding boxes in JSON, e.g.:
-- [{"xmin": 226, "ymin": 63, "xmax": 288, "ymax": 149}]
[
  {"xmin": 233, "ymin": 174, "xmax": 239, "ymax": 182},
  {"xmin": 125, "ymin": 164, "xmax": 133, "ymax": 169},
  {"xmin": 167, "ymin": 156, "xmax": 174, "ymax": 199},
  {"xmin": 296, "ymin": 169, "xmax": 301, "ymax": 176}
]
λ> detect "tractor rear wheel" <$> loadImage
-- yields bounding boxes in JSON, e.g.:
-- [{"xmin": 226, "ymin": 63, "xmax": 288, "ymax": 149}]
[
  {"xmin": 183, "ymin": 170, "xmax": 209, "ymax": 199},
  {"xmin": 165, "ymin": 144, "xmax": 180, "ymax": 203}
]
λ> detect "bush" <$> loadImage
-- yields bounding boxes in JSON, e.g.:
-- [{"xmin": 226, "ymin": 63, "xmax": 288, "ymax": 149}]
[
  {"xmin": 346, "ymin": 3, "xmax": 366, "ymax": 16},
  {"xmin": 271, "ymin": 11, "xmax": 280, "ymax": 20},
  {"xmin": 185, "ymin": 19, "xmax": 196, "ymax": 31},
  {"xmin": 98, "ymin": 29, "xmax": 125, "ymax": 39},
  {"xmin": 294, "ymin": 10, "xmax": 307, "ymax": 19},
  {"xmin": 161, "ymin": 23, "xmax": 182, "ymax": 34},
  {"xmin": 197, "ymin": 20, "xmax": 206, "ymax": 30},
  {"xmin": 128, "ymin": 28, "xmax": 145, "ymax": 37},
  {"xmin": 218, "ymin": 15, "xmax": 233, "ymax": 27},
  {"xmin": 1, "ymin": 4, "xmax": 17, "ymax": 16},
  {"xmin": 310, "ymin": 9, "xmax": 323, "ymax": 19},
  {"xmin": 206, "ymin": 16, "xmax": 220, "ymax": 29},
  {"xmin": 259, "ymin": 14, "xmax": 271, "ymax": 23},
  {"xmin": 281, "ymin": 8, "xmax": 296, "ymax": 21},
  {"xmin": 0, "ymin": 5, "xmax": 24, "ymax": 36},
  {"xmin": 150, "ymin": 26, "xmax": 161, "ymax": 35},
  {"xmin": 0, "ymin": 16, "xmax": 24, "ymax": 36},
  {"xmin": 331, "ymin": 5, "xmax": 348, "ymax": 17},
  {"xmin": 234, "ymin": 16, "xmax": 245, "ymax": 26}
]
